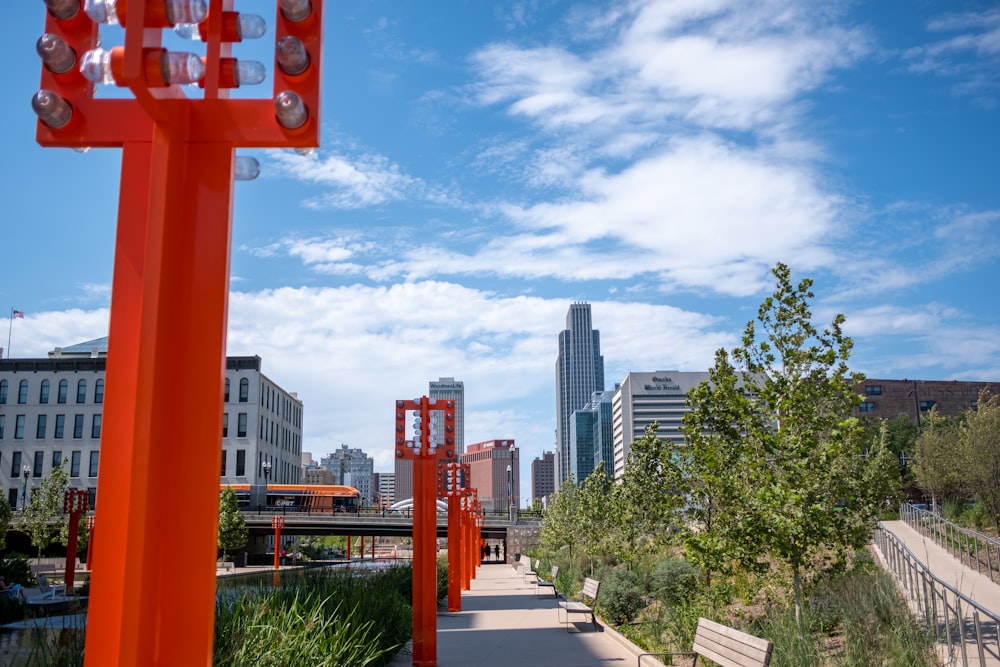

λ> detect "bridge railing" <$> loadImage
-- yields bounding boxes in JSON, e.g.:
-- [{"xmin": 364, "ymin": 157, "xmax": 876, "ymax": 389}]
[
  {"xmin": 900, "ymin": 503, "xmax": 1000, "ymax": 586},
  {"xmin": 874, "ymin": 524, "xmax": 1000, "ymax": 666}
]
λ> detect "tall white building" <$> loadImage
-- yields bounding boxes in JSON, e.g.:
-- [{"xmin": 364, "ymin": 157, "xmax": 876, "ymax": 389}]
[
  {"xmin": 320, "ymin": 445, "xmax": 374, "ymax": 505},
  {"xmin": 612, "ymin": 371, "xmax": 709, "ymax": 479},
  {"xmin": 429, "ymin": 377, "xmax": 464, "ymax": 456},
  {"xmin": 0, "ymin": 337, "xmax": 303, "ymax": 509},
  {"xmin": 555, "ymin": 303, "xmax": 604, "ymax": 487}
]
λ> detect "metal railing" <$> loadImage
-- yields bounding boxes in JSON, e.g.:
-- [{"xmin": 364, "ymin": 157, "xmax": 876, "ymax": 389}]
[
  {"xmin": 900, "ymin": 503, "xmax": 1000, "ymax": 586},
  {"xmin": 874, "ymin": 525, "xmax": 1000, "ymax": 666}
]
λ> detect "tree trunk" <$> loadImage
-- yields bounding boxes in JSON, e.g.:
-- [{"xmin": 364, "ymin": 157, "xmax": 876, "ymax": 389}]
[{"xmin": 793, "ymin": 566, "xmax": 803, "ymax": 631}]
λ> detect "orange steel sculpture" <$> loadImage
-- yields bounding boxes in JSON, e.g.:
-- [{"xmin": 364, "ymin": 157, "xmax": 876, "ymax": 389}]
[
  {"xmin": 395, "ymin": 397, "xmax": 457, "ymax": 667},
  {"xmin": 271, "ymin": 515, "xmax": 285, "ymax": 570},
  {"xmin": 438, "ymin": 461, "xmax": 470, "ymax": 612},
  {"xmin": 85, "ymin": 515, "xmax": 95, "ymax": 571},
  {"xmin": 62, "ymin": 489, "xmax": 89, "ymax": 592},
  {"xmin": 33, "ymin": 1, "xmax": 323, "ymax": 664}
]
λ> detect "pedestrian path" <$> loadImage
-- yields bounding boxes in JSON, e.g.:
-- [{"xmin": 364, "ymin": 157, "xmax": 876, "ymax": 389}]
[
  {"xmin": 877, "ymin": 520, "xmax": 1000, "ymax": 666},
  {"xmin": 388, "ymin": 563, "xmax": 658, "ymax": 667},
  {"xmin": 881, "ymin": 520, "xmax": 1000, "ymax": 616}
]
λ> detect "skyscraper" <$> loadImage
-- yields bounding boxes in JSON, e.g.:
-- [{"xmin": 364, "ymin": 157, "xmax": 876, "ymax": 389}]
[
  {"xmin": 429, "ymin": 376, "xmax": 465, "ymax": 456},
  {"xmin": 531, "ymin": 450, "xmax": 555, "ymax": 503},
  {"xmin": 555, "ymin": 303, "xmax": 604, "ymax": 487}
]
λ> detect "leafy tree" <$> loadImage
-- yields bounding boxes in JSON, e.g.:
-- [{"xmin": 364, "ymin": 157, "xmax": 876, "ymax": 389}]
[
  {"xmin": 0, "ymin": 497, "xmax": 11, "ymax": 551},
  {"xmin": 682, "ymin": 263, "xmax": 893, "ymax": 628},
  {"xmin": 619, "ymin": 423, "xmax": 684, "ymax": 547},
  {"xmin": 539, "ymin": 479, "xmax": 579, "ymax": 558},
  {"xmin": 912, "ymin": 410, "xmax": 966, "ymax": 509},
  {"xmin": 218, "ymin": 486, "xmax": 248, "ymax": 561},
  {"xmin": 576, "ymin": 465, "xmax": 614, "ymax": 573},
  {"xmin": 960, "ymin": 392, "xmax": 1000, "ymax": 532},
  {"xmin": 15, "ymin": 465, "xmax": 69, "ymax": 559}
]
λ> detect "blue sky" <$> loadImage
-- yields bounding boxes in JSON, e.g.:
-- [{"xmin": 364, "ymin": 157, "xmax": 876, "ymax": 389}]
[{"xmin": 4, "ymin": 1, "xmax": 999, "ymax": 491}]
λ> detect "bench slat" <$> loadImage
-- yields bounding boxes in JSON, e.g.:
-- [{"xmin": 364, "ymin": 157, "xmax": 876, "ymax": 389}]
[{"xmin": 691, "ymin": 618, "xmax": 772, "ymax": 667}]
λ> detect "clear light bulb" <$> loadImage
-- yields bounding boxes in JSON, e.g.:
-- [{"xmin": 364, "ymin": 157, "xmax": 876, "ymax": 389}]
[
  {"xmin": 275, "ymin": 36, "xmax": 309, "ymax": 76},
  {"xmin": 161, "ymin": 51, "xmax": 205, "ymax": 85},
  {"xmin": 80, "ymin": 48, "xmax": 115, "ymax": 84},
  {"xmin": 84, "ymin": 0, "xmax": 119, "ymax": 25},
  {"xmin": 294, "ymin": 147, "xmax": 317, "ymax": 156},
  {"xmin": 45, "ymin": 0, "xmax": 80, "ymax": 21},
  {"xmin": 274, "ymin": 91, "xmax": 307, "ymax": 129},
  {"xmin": 164, "ymin": 0, "xmax": 207, "ymax": 25},
  {"xmin": 174, "ymin": 13, "xmax": 265, "ymax": 40},
  {"xmin": 234, "ymin": 156, "xmax": 260, "ymax": 181},
  {"xmin": 37, "ymin": 34, "xmax": 77, "ymax": 74},
  {"xmin": 234, "ymin": 60, "xmax": 266, "ymax": 86},
  {"xmin": 32, "ymin": 89, "xmax": 73, "ymax": 129},
  {"xmin": 278, "ymin": 0, "xmax": 311, "ymax": 23}
]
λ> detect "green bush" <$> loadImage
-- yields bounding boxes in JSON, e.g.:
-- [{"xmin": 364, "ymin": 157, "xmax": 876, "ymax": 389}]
[
  {"xmin": 1, "ymin": 553, "xmax": 32, "ymax": 586},
  {"xmin": 598, "ymin": 568, "xmax": 646, "ymax": 625},
  {"xmin": 651, "ymin": 557, "xmax": 700, "ymax": 606}
]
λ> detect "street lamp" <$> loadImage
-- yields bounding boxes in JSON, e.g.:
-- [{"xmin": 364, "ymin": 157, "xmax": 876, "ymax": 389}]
[
  {"xmin": 507, "ymin": 464, "xmax": 515, "ymax": 522},
  {"xmin": 262, "ymin": 459, "xmax": 272, "ymax": 486},
  {"xmin": 21, "ymin": 465, "xmax": 31, "ymax": 510}
]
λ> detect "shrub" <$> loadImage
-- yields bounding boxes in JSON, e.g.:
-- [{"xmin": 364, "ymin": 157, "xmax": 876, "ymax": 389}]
[
  {"xmin": 598, "ymin": 568, "xmax": 646, "ymax": 625},
  {"xmin": 651, "ymin": 557, "xmax": 700, "ymax": 606}
]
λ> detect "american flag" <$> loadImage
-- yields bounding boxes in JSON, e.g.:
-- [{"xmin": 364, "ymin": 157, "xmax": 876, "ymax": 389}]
[{"xmin": 12, "ymin": 310, "xmax": 24, "ymax": 319}]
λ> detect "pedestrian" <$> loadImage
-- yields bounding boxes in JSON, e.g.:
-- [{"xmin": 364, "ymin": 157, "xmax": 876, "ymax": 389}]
[{"xmin": 494, "ymin": 544, "xmax": 500, "ymax": 562}]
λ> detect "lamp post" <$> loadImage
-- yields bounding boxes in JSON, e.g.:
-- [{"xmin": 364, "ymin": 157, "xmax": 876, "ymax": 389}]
[
  {"xmin": 21, "ymin": 465, "xmax": 31, "ymax": 510},
  {"xmin": 506, "ymin": 464, "xmax": 515, "ymax": 523},
  {"xmin": 260, "ymin": 459, "xmax": 272, "ymax": 511}
]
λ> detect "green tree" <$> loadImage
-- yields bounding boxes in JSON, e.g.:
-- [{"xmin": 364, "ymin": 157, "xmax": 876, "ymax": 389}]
[
  {"xmin": 15, "ymin": 465, "xmax": 69, "ymax": 559},
  {"xmin": 576, "ymin": 465, "xmax": 614, "ymax": 573},
  {"xmin": 961, "ymin": 392, "xmax": 1000, "ymax": 532},
  {"xmin": 912, "ymin": 410, "xmax": 966, "ymax": 509},
  {"xmin": 683, "ymin": 263, "xmax": 893, "ymax": 627},
  {"xmin": 0, "ymin": 498, "xmax": 11, "ymax": 552},
  {"xmin": 619, "ymin": 423, "xmax": 684, "ymax": 547},
  {"xmin": 539, "ymin": 479, "xmax": 579, "ymax": 559},
  {"xmin": 218, "ymin": 486, "xmax": 248, "ymax": 561}
]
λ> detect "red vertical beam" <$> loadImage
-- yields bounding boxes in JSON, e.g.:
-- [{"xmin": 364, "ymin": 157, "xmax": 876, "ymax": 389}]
[
  {"xmin": 447, "ymin": 494, "xmax": 462, "ymax": 611},
  {"xmin": 412, "ymin": 399, "xmax": 437, "ymax": 666},
  {"xmin": 83, "ymin": 132, "xmax": 233, "ymax": 665},
  {"xmin": 347, "ymin": 535, "xmax": 352, "ymax": 560}
]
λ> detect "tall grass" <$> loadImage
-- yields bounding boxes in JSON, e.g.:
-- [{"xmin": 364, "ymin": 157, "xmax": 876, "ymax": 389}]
[{"xmin": 214, "ymin": 566, "xmax": 412, "ymax": 667}]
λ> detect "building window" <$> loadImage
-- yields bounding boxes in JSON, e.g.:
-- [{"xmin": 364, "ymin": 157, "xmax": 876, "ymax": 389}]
[
  {"xmin": 14, "ymin": 415, "xmax": 25, "ymax": 439},
  {"xmin": 0, "ymin": 379, "xmax": 7, "ymax": 404},
  {"xmin": 11, "ymin": 452, "xmax": 22, "ymax": 478},
  {"xmin": 859, "ymin": 402, "xmax": 876, "ymax": 413},
  {"xmin": 76, "ymin": 380, "xmax": 87, "ymax": 404},
  {"xmin": 39, "ymin": 380, "xmax": 50, "ymax": 404},
  {"xmin": 237, "ymin": 413, "xmax": 247, "ymax": 438},
  {"xmin": 236, "ymin": 449, "xmax": 246, "ymax": 476},
  {"xmin": 0, "ymin": 415, "xmax": 4, "ymax": 439},
  {"xmin": 7, "ymin": 489, "xmax": 16, "ymax": 509},
  {"xmin": 94, "ymin": 379, "xmax": 104, "ymax": 404},
  {"xmin": 89, "ymin": 451, "xmax": 99, "ymax": 477},
  {"xmin": 239, "ymin": 378, "xmax": 249, "ymax": 403},
  {"xmin": 865, "ymin": 385, "xmax": 882, "ymax": 396},
  {"xmin": 222, "ymin": 413, "xmax": 229, "ymax": 437},
  {"xmin": 36, "ymin": 415, "xmax": 47, "ymax": 439},
  {"xmin": 73, "ymin": 415, "xmax": 84, "ymax": 439},
  {"xmin": 70, "ymin": 451, "xmax": 81, "ymax": 477},
  {"xmin": 919, "ymin": 401, "xmax": 937, "ymax": 412},
  {"xmin": 52, "ymin": 451, "xmax": 62, "ymax": 469},
  {"xmin": 58, "ymin": 380, "xmax": 68, "ymax": 404},
  {"xmin": 33, "ymin": 452, "xmax": 43, "ymax": 477},
  {"xmin": 91, "ymin": 414, "xmax": 102, "ymax": 439},
  {"xmin": 221, "ymin": 450, "xmax": 227, "ymax": 476},
  {"xmin": 18, "ymin": 380, "xmax": 29, "ymax": 404},
  {"xmin": 224, "ymin": 378, "xmax": 230, "ymax": 402},
  {"xmin": 54, "ymin": 415, "xmax": 65, "ymax": 439}
]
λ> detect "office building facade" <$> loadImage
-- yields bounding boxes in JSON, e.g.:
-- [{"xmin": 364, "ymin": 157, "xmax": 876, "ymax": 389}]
[
  {"xmin": 555, "ymin": 303, "xmax": 604, "ymax": 487},
  {"xmin": 461, "ymin": 439, "xmax": 519, "ymax": 514},
  {"xmin": 612, "ymin": 371, "xmax": 709, "ymax": 479},
  {"xmin": 855, "ymin": 379, "xmax": 1000, "ymax": 424},
  {"xmin": 429, "ymin": 377, "xmax": 465, "ymax": 456},
  {"xmin": 320, "ymin": 444, "xmax": 374, "ymax": 505},
  {"xmin": 0, "ymin": 337, "xmax": 303, "ymax": 508},
  {"xmin": 531, "ymin": 450, "xmax": 555, "ymax": 503}
]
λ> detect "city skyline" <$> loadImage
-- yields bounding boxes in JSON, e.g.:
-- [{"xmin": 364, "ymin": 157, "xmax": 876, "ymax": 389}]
[{"xmin": 3, "ymin": 2, "xmax": 998, "ymax": 491}]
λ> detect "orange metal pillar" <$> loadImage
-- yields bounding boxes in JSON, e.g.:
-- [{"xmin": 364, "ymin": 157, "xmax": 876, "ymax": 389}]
[
  {"xmin": 85, "ymin": 516, "xmax": 95, "ymax": 571},
  {"xmin": 412, "ymin": 449, "xmax": 437, "ymax": 665},
  {"xmin": 272, "ymin": 516, "xmax": 285, "ymax": 570},
  {"xmin": 63, "ymin": 490, "xmax": 88, "ymax": 592},
  {"xmin": 446, "ymin": 494, "xmax": 462, "ymax": 611},
  {"xmin": 347, "ymin": 535, "xmax": 352, "ymax": 560}
]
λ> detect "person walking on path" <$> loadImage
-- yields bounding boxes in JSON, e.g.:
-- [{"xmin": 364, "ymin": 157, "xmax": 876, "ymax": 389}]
[{"xmin": 494, "ymin": 544, "xmax": 500, "ymax": 562}]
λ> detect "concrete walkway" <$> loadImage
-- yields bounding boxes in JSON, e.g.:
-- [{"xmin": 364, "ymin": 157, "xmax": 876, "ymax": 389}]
[
  {"xmin": 388, "ymin": 563, "xmax": 658, "ymax": 667},
  {"xmin": 881, "ymin": 520, "xmax": 1000, "ymax": 616}
]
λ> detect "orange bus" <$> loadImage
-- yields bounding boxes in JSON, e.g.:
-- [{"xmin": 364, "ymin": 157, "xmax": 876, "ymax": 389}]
[{"xmin": 223, "ymin": 484, "xmax": 361, "ymax": 513}]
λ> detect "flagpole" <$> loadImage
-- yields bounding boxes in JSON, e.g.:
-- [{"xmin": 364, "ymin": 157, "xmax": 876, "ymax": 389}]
[{"xmin": 7, "ymin": 307, "xmax": 12, "ymax": 360}]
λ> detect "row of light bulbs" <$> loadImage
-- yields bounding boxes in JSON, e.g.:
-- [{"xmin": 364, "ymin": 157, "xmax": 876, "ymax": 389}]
[{"xmin": 34, "ymin": 0, "xmax": 317, "ymax": 178}]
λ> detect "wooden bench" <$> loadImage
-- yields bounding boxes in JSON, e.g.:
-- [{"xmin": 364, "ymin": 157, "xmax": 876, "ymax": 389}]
[
  {"xmin": 638, "ymin": 617, "xmax": 773, "ymax": 667},
  {"xmin": 557, "ymin": 577, "xmax": 600, "ymax": 631},
  {"xmin": 535, "ymin": 565, "xmax": 559, "ymax": 598}
]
